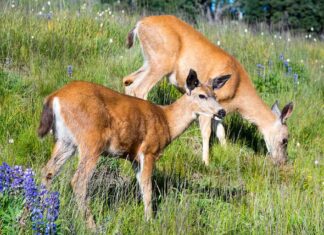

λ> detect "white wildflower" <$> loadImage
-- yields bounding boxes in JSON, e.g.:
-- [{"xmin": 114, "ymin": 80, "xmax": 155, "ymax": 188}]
[
  {"xmin": 321, "ymin": 65, "xmax": 323, "ymax": 69},
  {"xmin": 287, "ymin": 38, "xmax": 291, "ymax": 42},
  {"xmin": 8, "ymin": 138, "xmax": 14, "ymax": 144},
  {"xmin": 286, "ymin": 58, "xmax": 290, "ymax": 62},
  {"xmin": 47, "ymin": 1, "xmax": 51, "ymax": 6},
  {"xmin": 216, "ymin": 40, "xmax": 221, "ymax": 46},
  {"xmin": 31, "ymin": 35, "xmax": 34, "ymax": 39},
  {"xmin": 309, "ymin": 34, "xmax": 312, "ymax": 38},
  {"xmin": 310, "ymin": 27, "xmax": 314, "ymax": 31},
  {"xmin": 279, "ymin": 36, "xmax": 282, "ymax": 40},
  {"xmin": 297, "ymin": 142, "xmax": 300, "ymax": 147},
  {"xmin": 109, "ymin": 11, "xmax": 112, "ymax": 15},
  {"xmin": 314, "ymin": 160, "xmax": 319, "ymax": 165},
  {"xmin": 109, "ymin": 38, "xmax": 113, "ymax": 43},
  {"xmin": 305, "ymin": 35, "xmax": 308, "ymax": 39},
  {"xmin": 313, "ymin": 38, "xmax": 317, "ymax": 42},
  {"xmin": 274, "ymin": 35, "xmax": 277, "ymax": 39},
  {"xmin": 121, "ymin": 10, "xmax": 125, "ymax": 14},
  {"xmin": 300, "ymin": 60, "xmax": 304, "ymax": 63},
  {"xmin": 261, "ymin": 32, "xmax": 264, "ymax": 36},
  {"xmin": 100, "ymin": 23, "xmax": 104, "ymax": 28},
  {"xmin": 244, "ymin": 28, "xmax": 248, "ymax": 33},
  {"xmin": 11, "ymin": 4, "xmax": 15, "ymax": 8},
  {"xmin": 38, "ymin": 11, "xmax": 42, "ymax": 15},
  {"xmin": 42, "ymin": 6, "xmax": 45, "ymax": 11}
]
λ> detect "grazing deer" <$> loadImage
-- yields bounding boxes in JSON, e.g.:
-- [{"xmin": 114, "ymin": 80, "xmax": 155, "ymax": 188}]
[
  {"xmin": 38, "ymin": 69, "xmax": 229, "ymax": 228},
  {"xmin": 122, "ymin": 15, "xmax": 294, "ymax": 165}
]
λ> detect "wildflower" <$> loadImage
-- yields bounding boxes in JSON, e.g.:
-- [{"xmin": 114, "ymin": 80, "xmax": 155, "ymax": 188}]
[
  {"xmin": 287, "ymin": 66, "xmax": 292, "ymax": 76},
  {"xmin": 284, "ymin": 61, "xmax": 289, "ymax": 68},
  {"xmin": 305, "ymin": 35, "xmax": 308, "ymax": 39},
  {"xmin": 8, "ymin": 138, "xmax": 14, "ymax": 144},
  {"xmin": 274, "ymin": 35, "xmax": 277, "ymax": 39},
  {"xmin": 121, "ymin": 10, "xmax": 125, "ymax": 14},
  {"xmin": 11, "ymin": 4, "xmax": 15, "ymax": 8},
  {"xmin": 296, "ymin": 142, "xmax": 300, "ymax": 147},
  {"xmin": 216, "ymin": 40, "xmax": 221, "ymax": 46},
  {"xmin": 321, "ymin": 65, "xmax": 323, "ymax": 69},
  {"xmin": 100, "ymin": 23, "xmax": 104, "ymax": 28},
  {"xmin": 67, "ymin": 65, "xmax": 73, "ymax": 78},
  {"xmin": 261, "ymin": 32, "xmax": 264, "ymax": 36},
  {"xmin": 109, "ymin": 38, "xmax": 113, "ymax": 43},
  {"xmin": 109, "ymin": 11, "xmax": 112, "ymax": 15},
  {"xmin": 256, "ymin": 64, "xmax": 265, "ymax": 78},
  {"xmin": 279, "ymin": 36, "xmax": 282, "ymax": 40},
  {"xmin": 286, "ymin": 58, "xmax": 290, "ymax": 62},
  {"xmin": 309, "ymin": 34, "xmax": 312, "ymax": 38},
  {"xmin": 279, "ymin": 54, "xmax": 284, "ymax": 61},
  {"xmin": 313, "ymin": 38, "xmax": 317, "ymax": 42},
  {"xmin": 300, "ymin": 60, "xmax": 304, "ymax": 63},
  {"xmin": 244, "ymin": 29, "xmax": 248, "ymax": 33},
  {"xmin": 287, "ymin": 38, "xmax": 291, "ymax": 42},
  {"xmin": 31, "ymin": 35, "xmax": 34, "ymax": 39},
  {"xmin": 314, "ymin": 160, "xmax": 319, "ymax": 165},
  {"xmin": 310, "ymin": 27, "xmax": 314, "ymax": 31},
  {"xmin": 293, "ymin": 73, "xmax": 299, "ymax": 84},
  {"xmin": 47, "ymin": 1, "xmax": 51, "ymax": 6},
  {"xmin": 268, "ymin": 59, "xmax": 273, "ymax": 68},
  {"xmin": 42, "ymin": 6, "xmax": 45, "ymax": 11}
]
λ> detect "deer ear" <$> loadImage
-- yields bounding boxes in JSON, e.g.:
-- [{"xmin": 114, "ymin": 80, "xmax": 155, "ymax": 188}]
[
  {"xmin": 186, "ymin": 69, "xmax": 200, "ymax": 95},
  {"xmin": 212, "ymin": 74, "xmax": 231, "ymax": 90},
  {"xmin": 271, "ymin": 100, "xmax": 281, "ymax": 118},
  {"xmin": 280, "ymin": 102, "xmax": 293, "ymax": 123}
]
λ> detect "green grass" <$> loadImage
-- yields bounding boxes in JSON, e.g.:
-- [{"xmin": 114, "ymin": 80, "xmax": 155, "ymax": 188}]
[{"xmin": 0, "ymin": 3, "xmax": 323, "ymax": 234}]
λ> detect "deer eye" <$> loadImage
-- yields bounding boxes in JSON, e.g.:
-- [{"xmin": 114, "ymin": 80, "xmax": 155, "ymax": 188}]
[
  {"xmin": 282, "ymin": 138, "xmax": 288, "ymax": 145},
  {"xmin": 199, "ymin": 94, "xmax": 207, "ymax": 99}
]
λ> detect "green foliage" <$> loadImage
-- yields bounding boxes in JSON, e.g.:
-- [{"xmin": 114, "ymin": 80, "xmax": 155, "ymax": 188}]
[
  {"xmin": 240, "ymin": 0, "xmax": 324, "ymax": 33},
  {"xmin": 0, "ymin": 2, "xmax": 323, "ymax": 234},
  {"xmin": 0, "ymin": 193, "xmax": 25, "ymax": 234}
]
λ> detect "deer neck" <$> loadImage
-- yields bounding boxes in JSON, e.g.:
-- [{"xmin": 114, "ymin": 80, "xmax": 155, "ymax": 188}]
[
  {"xmin": 234, "ymin": 78, "xmax": 277, "ymax": 135},
  {"xmin": 162, "ymin": 95, "xmax": 197, "ymax": 141}
]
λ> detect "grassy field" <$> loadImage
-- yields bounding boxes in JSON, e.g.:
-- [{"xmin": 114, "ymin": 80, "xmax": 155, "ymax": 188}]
[{"xmin": 0, "ymin": 2, "xmax": 323, "ymax": 234}]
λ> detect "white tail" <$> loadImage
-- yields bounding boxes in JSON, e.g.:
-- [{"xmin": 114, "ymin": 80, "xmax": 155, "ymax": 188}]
[
  {"xmin": 38, "ymin": 69, "xmax": 229, "ymax": 229},
  {"xmin": 123, "ymin": 15, "xmax": 294, "ymax": 165}
]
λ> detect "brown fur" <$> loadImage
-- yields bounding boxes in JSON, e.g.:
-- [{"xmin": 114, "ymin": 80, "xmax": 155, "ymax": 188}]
[
  {"xmin": 122, "ymin": 15, "xmax": 293, "ymax": 165},
  {"xmin": 39, "ymin": 76, "xmax": 227, "ymax": 229}
]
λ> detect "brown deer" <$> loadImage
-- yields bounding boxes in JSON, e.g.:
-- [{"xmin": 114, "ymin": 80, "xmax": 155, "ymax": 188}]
[
  {"xmin": 38, "ymin": 69, "xmax": 230, "ymax": 228},
  {"xmin": 122, "ymin": 15, "xmax": 294, "ymax": 165}
]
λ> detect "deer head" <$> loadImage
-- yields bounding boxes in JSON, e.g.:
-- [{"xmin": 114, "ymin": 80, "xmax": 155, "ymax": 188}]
[
  {"xmin": 264, "ymin": 101, "xmax": 294, "ymax": 164},
  {"xmin": 185, "ymin": 69, "xmax": 230, "ymax": 120}
]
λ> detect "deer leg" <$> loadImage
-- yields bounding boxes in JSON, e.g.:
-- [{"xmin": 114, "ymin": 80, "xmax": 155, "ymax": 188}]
[
  {"xmin": 199, "ymin": 116, "xmax": 212, "ymax": 166},
  {"xmin": 132, "ymin": 152, "xmax": 154, "ymax": 219},
  {"xmin": 71, "ymin": 151, "xmax": 100, "ymax": 230},
  {"xmin": 123, "ymin": 64, "xmax": 168, "ymax": 100},
  {"xmin": 41, "ymin": 140, "xmax": 76, "ymax": 188},
  {"xmin": 215, "ymin": 121, "xmax": 226, "ymax": 146}
]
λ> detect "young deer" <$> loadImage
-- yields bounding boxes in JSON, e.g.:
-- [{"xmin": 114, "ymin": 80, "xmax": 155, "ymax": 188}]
[
  {"xmin": 38, "ymin": 69, "xmax": 230, "ymax": 228},
  {"xmin": 122, "ymin": 15, "xmax": 294, "ymax": 165}
]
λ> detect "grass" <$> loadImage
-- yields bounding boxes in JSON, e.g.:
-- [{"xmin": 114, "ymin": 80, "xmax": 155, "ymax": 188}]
[{"xmin": 0, "ymin": 2, "xmax": 323, "ymax": 234}]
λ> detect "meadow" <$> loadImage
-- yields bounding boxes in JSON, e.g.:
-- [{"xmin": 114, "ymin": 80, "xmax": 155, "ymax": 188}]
[{"xmin": 0, "ymin": 2, "xmax": 323, "ymax": 234}]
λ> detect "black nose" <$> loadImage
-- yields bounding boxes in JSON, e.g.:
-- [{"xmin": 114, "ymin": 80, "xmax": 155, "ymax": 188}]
[{"xmin": 217, "ymin": 109, "xmax": 226, "ymax": 119}]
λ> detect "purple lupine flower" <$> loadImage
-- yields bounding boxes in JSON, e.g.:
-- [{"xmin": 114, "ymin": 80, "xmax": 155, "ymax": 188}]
[
  {"xmin": 279, "ymin": 54, "xmax": 284, "ymax": 61},
  {"xmin": 67, "ymin": 65, "xmax": 73, "ymax": 78},
  {"xmin": 293, "ymin": 73, "xmax": 299, "ymax": 84},
  {"xmin": 11, "ymin": 165, "xmax": 24, "ymax": 192},
  {"xmin": 268, "ymin": 59, "xmax": 273, "ymax": 68},
  {"xmin": 256, "ymin": 64, "xmax": 265, "ymax": 78},
  {"xmin": 0, "ymin": 162, "xmax": 11, "ymax": 193},
  {"xmin": 283, "ymin": 60, "xmax": 289, "ymax": 68},
  {"xmin": 287, "ymin": 66, "xmax": 292, "ymax": 75},
  {"xmin": 0, "ymin": 163, "xmax": 60, "ymax": 234}
]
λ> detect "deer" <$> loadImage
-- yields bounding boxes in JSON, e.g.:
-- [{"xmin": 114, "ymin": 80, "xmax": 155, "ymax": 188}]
[
  {"xmin": 122, "ymin": 15, "xmax": 294, "ymax": 166},
  {"xmin": 37, "ymin": 69, "xmax": 230, "ymax": 229}
]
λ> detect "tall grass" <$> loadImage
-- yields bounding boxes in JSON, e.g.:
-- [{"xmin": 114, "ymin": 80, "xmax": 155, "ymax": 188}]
[{"xmin": 0, "ymin": 2, "xmax": 323, "ymax": 234}]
